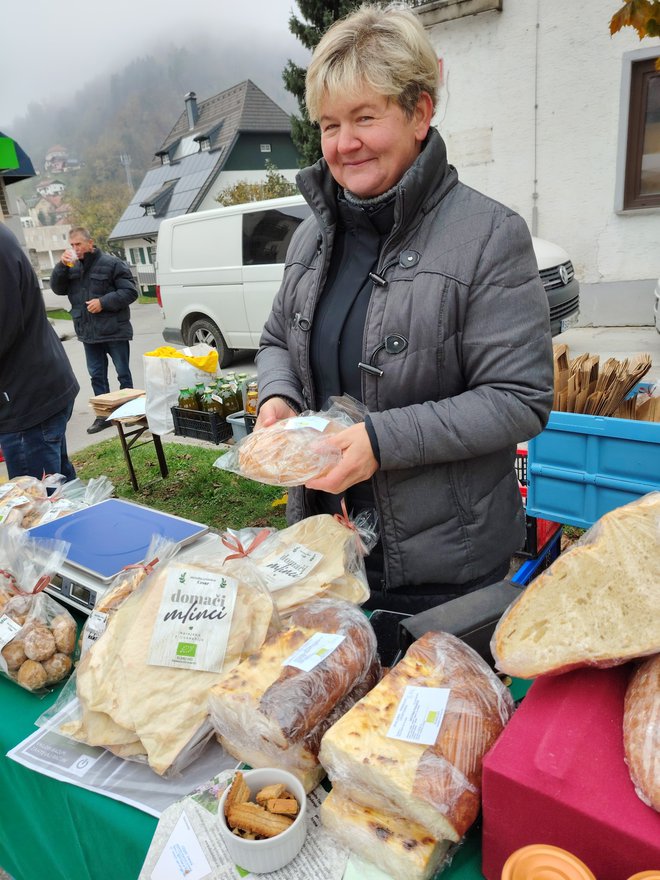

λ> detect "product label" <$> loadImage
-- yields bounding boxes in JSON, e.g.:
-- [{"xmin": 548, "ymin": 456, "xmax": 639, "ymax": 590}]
[
  {"xmin": 387, "ymin": 686, "xmax": 451, "ymax": 746},
  {"xmin": 148, "ymin": 565, "xmax": 237, "ymax": 673},
  {"xmin": 0, "ymin": 483, "xmax": 17, "ymax": 500},
  {"xmin": 257, "ymin": 542, "xmax": 322, "ymax": 591},
  {"xmin": 80, "ymin": 610, "xmax": 108, "ymax": 657},
  {"xmin": 283, "ymin": 631, "xmax": 345, "ymax": 672},
  {"xmin": 0, "ymin": 614, "xmax": 22, "ymax": 650},
  {"xmin": 282, "ymin": 415, "xmax": 329, "ymax": 433},
  {"xmin": 38, "ymin": 499, "xmax": 78, "ymax": 525},
  {"xmin": 0, "ymin": 496, "xmax": 31, "ymax": 523}
]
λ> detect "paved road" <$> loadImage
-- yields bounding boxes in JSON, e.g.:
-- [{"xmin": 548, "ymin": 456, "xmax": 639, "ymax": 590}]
[{"xmin": 47, "ymin": 298, "xmax": 257, "ymax": 455}]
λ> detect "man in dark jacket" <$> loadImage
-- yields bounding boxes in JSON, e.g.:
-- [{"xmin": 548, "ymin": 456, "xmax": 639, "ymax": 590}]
[
  {"xmin": 50, "ymin": 226, "xmax": 138, "ymax": 433},
  {"xmin": 0, "ymin": 223, "xmax": 79, "ymax": 481}
]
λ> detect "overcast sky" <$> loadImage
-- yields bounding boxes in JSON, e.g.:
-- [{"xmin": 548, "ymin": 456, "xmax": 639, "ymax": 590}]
[{"xmin": 0, "ymin": 0, "xmax": 306, "ymax": 128}]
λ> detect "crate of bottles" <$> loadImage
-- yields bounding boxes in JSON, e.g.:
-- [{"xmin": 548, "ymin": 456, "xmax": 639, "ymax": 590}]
[{"xmin": 170, "ymin": 407, "xmax": 232, "ymax": 444}]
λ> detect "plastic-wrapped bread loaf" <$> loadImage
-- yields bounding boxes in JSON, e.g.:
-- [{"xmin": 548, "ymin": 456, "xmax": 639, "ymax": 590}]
[
  {"xmin": 208, "ymin": 598, "xmax": 380, "ymax": 791},
  {"xmin": 319, "ymin": 630, "xmax": 514, "ymax": 843},
  {"xmin": 623, "ymin": 653, "xmax": 660, "ymax": 812},
  {"xmin": 320, "ymin": 789, "xmax": 451, "ymax": 880}
]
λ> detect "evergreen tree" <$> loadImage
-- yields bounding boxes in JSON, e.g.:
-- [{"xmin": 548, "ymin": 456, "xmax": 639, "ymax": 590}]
[{"xmin": 283, "ymin": 1, "xmax": 362, "ymax": 168}]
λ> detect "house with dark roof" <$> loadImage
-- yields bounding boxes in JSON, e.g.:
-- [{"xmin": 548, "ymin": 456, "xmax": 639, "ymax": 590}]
[{"xmin": 108, "ymin": 80, "xmax": 301, "ymax": 290}]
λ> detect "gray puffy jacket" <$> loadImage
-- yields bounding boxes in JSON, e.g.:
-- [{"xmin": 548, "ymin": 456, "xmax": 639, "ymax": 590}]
[{"xmin": 257, "ymin": 129, "xmax": 553, "ymax": 588}]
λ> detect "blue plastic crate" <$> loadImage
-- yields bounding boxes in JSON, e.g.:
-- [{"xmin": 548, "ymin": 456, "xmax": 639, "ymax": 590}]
[{"xmin": 527, "ymin": 411, "xmax": 660, "ymax": 528}]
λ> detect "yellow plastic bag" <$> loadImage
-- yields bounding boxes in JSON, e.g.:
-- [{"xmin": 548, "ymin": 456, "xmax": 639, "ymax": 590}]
[{"xmin": 144, "ymin": 345, "xmax": 218, "ymax": 374}]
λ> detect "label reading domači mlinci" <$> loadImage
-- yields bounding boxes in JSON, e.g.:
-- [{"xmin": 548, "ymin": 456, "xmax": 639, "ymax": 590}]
[{"xmin": 148, "ymin": 565, "xmax": 237, "ymax": 673}]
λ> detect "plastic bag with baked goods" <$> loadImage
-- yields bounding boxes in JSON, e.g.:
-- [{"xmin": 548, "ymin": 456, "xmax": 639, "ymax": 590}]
[
  {"xmin": 208, "ymin": 597, "xmax": 381, "ymax": 792},
  {"xmin": 0, "ymin": 474, "xmax": 66, "ymax": 528},
  {"xmin": 318, "ymin": 630, "xmax": 514, "ymax": 879},
  {"xmin": 0, "ymin": 525, "xmax": 74, "ymax": 692},
  {"xmin": 491, "ymin": 491, "xmax": 660, "ymax": 679},
  {"xmin": 29, "ymin": 475, "xmax": 116, "ymax": 528},
  {"xmin": 623, "ymin": 653, "xmax": 660, "ymax": 812},
  {"xmin": 221, "ymin": 506, "xmax": 378, "ymax": 618},
  {"xmin": 213, "ymin": 395, "xmax": 366, "ymax": 487},
  {"xmin": 61, "ymin": 540, "xmax": 280, "ymax": 775}
]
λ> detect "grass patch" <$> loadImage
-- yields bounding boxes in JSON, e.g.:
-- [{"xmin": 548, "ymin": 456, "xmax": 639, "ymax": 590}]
[
  {"xmin": 47, "ymin": 309, "xmax": 72, "ymax": 321},
  {"xmin": 71, "ymin": 438, "xmax": 288, "ymax": 533}
]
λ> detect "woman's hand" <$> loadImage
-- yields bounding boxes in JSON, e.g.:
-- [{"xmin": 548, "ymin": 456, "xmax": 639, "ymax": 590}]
[
  {"xmin": 305, "ymin": 423, "xmax": 378, "ymax": 494},
  {"xmin": 255, "ymin": 396, "xmax": 297, "ymax": 430}
]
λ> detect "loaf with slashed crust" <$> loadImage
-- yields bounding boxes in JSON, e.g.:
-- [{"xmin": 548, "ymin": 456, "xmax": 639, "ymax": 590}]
[
  {"xmin": 623, "ymin": 653, "xmax": 660, "ymax": 812},
  {"xmin": 319, "ymin": 630, "xmax": 514, "ymax": 843}
]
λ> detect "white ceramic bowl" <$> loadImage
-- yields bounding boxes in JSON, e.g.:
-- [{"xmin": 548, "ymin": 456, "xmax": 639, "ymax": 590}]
[{"xmin": 218, "ymin": 768, "xmax": 307, "ymax": 874}]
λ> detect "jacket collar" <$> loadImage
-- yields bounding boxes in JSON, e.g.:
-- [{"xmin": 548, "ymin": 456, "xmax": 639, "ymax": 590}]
[{"xmin": 296, "ymin": 128, "xmax": 458, "ymax": 233}]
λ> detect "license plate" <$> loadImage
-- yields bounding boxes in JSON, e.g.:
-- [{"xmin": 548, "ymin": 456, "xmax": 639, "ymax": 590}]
[{"xmin": 560, "ymin": 312, "xmax": 579, "ymax": 333}]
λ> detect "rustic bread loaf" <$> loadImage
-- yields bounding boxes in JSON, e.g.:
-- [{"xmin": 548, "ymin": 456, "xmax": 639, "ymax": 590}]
[
  {"xmin": 623, "ymin": 653, "xmax": 660, "ymax": 812},
  {"xmin": 320, "ymin": 789, "xmax": 451, "ymax": 880},
  {"xmin": 208, "ymin": 598, "xmax": 380, "ymax": 790},
  {"xmin": 319, "ymin": 630, "xmax": 514, "ymax": 843},
  {"xmin": 492, "ymin": 492, "xmax": 660, "ymax": 678},
  {"xmin": 237, "ymin": 419, "xmax": 341, "ymax": 486}
]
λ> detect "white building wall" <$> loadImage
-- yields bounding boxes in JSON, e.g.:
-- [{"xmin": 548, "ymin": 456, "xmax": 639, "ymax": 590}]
[{"xmin": 424, "ymin": 0, "xmax": 660, "ymax": 323}]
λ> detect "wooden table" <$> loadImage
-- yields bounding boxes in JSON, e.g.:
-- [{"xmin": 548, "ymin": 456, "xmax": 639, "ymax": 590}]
[{"xmin": 111, "ymin": 415, "xmax": 168, "ymax": 491}]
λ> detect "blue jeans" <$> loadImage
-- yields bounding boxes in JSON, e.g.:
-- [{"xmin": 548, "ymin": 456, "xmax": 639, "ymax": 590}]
[
  {"xmin": 84, "ymin": 341, "xmax": 133, "ymax": 396},
  {"xmin": 0, "ymin": 400, "xmax": 76, "ymax": 482}
]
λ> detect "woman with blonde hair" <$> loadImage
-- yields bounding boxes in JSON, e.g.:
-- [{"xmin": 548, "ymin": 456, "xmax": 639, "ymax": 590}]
[{"xmin": 256, "ymin": 4, "xmax": 553, "ymax": 613}]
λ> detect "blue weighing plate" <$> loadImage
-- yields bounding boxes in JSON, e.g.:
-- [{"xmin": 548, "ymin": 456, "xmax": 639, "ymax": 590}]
[{"xmin": 27, "ymin": 499, "xmax": 208, "ymax": 582}]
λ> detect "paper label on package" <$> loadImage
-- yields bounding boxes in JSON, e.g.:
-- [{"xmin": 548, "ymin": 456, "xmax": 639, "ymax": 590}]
[
  {"xmin": 150, "ymin": 808, "xmax": 212, "ymax": 880},
  {"xmin": 80, "ymin": 610, "xmax": 108, "ymax": 657},
  {"xmin": 258, "ymin": 543, "xmax": 322, "ymax": 591},
  {"xmin": 0, "ymin": 483, "xmax": 17, "ymax": 500},
  {"xmin": 0, "ymin": 614, "xmax": 22, "ymax": 650},
  {"xmin": 148, "ymin": 565, "xmax": 237, "ymax": 673},
  {"xmin": 387, "ymin": 686, "xmax": 451, "ymax": 746},
  {"xmin": 38, "ymin": 499, "xmax": 78, "ymax": 525},
  {"xmin": 282, "ymin": 415, "xmax": 329, "ymax": 432},
  {"xmin": 283, "ymin": 632, "xmax": 345, "ymax": 672},
  {"xmin": 0, "ymin": 496, "xmax": 31, "ymax": 522}
]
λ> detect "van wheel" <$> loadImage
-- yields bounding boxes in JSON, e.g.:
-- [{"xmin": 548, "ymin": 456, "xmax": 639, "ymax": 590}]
[{"xmin": 187, "ymin": 319, "xmax": 234, "ymax": 368}]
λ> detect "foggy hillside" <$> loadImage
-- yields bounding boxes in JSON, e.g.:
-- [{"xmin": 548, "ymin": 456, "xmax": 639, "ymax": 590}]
[{"xmin": 11, "ymin": 33, "xmax": 304, "ymax": 184}]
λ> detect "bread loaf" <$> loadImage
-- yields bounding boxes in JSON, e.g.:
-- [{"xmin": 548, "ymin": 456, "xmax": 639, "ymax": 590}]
[
  {"xmin": 319, "ymin": 630, "xmax": 514, "ymax": 842},
  {"xmin": 237, "ymin": 419, "xmax": 341, "ymax": 486},
  {"xmin": 209, "ymin": 598, "xmax": 380, "ymax": 791},
  {"xmin": 320, "ymin": 789, "xmax": 451, "ymax": 880},
  {"xmin": 492, "ymin": 492, "xmax": 660, "ymax": 678},
  {"xmin": 623, "ymin": 653, "xmax": 660, "ymax": 812}
]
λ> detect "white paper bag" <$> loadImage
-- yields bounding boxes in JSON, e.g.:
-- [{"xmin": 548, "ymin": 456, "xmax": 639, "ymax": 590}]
[{"xmin": 143, "ymin": 344, "xmax": 219, "ymax": 435}]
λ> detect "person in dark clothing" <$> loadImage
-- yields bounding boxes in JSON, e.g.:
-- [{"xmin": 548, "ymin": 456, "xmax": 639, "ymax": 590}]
[
  {"xmin": 255, "ymin": 6, "xmax": 554, "ymax": 614},
  {"xmin": 50, "ymin": 226, "xmax": 138, "ymax": 434},
  {"xmin": 0, "ymin": 223, "xmax": 79, "ymax": 481}
]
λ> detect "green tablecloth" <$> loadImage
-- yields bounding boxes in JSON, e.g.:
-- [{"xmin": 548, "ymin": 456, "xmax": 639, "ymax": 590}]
[
  {"xmin": 0, "ymin": 663, "xmax": 528, "ymax": 880},
  {"xmin": 0, "ymin": 674, "xmax": 157, "ymax": 880}
]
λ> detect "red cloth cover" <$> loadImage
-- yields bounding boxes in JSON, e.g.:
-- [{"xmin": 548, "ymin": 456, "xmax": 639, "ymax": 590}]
[{"xmin": 481, "ymin": 665, "xmax": 660, "ymax": 879}]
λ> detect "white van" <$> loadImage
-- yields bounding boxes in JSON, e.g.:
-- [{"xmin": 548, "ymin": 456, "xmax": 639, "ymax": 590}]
[
  {"xmin": 156, "ymin": 196, "xmax": 309, "ymax": 367},
  {"xmin": 156, "ymin": 194, "xmax": 579, "ymax": 367}
]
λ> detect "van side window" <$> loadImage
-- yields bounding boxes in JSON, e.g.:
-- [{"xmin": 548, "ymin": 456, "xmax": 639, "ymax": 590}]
[{"xmin": 242, "ymin": 206, "xmax": 311, "ymax": 265}]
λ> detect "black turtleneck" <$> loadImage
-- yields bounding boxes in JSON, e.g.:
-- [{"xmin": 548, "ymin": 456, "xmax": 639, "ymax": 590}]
[{"xmin": 308, "ymin": 191, "xmax": 395, "ymax": 520}]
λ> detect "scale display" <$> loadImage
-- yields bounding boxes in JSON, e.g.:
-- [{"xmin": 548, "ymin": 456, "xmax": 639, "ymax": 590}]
[{"xmin": 28, "ymin": 499, "xmax": 208, "ymax": 583}]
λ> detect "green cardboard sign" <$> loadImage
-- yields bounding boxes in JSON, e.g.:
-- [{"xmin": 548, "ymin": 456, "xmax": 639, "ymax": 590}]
[{"xmin": 0, "ymin": 137, "xmax": 19, "ymax": 171}]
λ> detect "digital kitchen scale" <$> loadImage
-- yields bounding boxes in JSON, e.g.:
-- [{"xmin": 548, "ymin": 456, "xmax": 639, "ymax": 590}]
[{"xmin": 27, "ymin": 499, "xmax": 209, "ymax": 614}]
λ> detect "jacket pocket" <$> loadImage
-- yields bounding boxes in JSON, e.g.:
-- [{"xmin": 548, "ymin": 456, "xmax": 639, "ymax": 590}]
[
  {"xmin": 94, "ymin": 311, "xmax": 124, "ymax": 338},
  {"xmin": 89, "ymin": 270, "xmax": 111, "ymax": 297},
  {"xmin": 69, "ymin": 306, "xmax": 86, "ymax": 338}
]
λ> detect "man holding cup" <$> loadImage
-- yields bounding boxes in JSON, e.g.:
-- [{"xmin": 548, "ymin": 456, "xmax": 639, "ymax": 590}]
[{"xmin": 50, "ymin": 227, "xmax": 138, "ymax": 434}]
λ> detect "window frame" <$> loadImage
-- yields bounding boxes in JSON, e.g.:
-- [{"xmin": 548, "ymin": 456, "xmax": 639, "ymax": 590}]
[{"xmin": 615, "ymin": 47, "xmax": 660, "ymax": 212}]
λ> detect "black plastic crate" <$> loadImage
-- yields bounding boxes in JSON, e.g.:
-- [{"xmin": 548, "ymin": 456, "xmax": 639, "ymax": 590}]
[
  {"xmin": 516, "ymin": 514, "xmax": 562, "ymax": 558},
  {"xmin": 171, "ymin": 406, "xmax": 231, "ymax": 444},
  {"xmin": 243, "ymin": 413, "xmax": 256, "ymax": 435}
]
